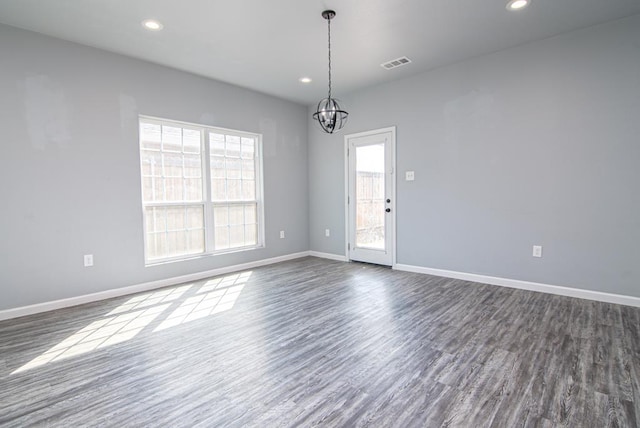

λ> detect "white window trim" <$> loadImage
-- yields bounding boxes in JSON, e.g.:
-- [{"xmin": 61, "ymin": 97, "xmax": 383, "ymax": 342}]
[{"xmin": 139, "ymin": 115, "xmax": 265, "ymax": 266}]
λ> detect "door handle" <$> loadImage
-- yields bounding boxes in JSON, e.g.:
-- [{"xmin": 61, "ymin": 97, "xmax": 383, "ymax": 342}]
[
  {"xmin": 385, "ymin": 208, "xmax": 391, "ymax": 213},
  {"xmin": 386, "ymin": 199, "xmax": 391, "ymax": 203}
]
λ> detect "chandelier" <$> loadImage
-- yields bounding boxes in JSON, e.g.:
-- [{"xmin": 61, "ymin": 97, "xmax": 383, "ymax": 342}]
[{"xmin": 312, "ymin": 10, "xmax": 349, "ymax": 134}]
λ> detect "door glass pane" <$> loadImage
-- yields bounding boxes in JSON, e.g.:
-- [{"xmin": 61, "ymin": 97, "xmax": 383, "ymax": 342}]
[{"xmin": 355, "ymin": 144, "xmax": 385, "ymax": 250}]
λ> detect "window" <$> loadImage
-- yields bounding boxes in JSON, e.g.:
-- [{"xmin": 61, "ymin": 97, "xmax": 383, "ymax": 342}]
[{"xmin": 139, "ymin": 117, "xmax": 263, "ymax": 263}]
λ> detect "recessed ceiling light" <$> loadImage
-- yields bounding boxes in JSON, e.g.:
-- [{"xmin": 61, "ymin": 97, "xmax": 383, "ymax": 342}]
[
  {"xmin": 142, "ymin": 19, "xmax": 163, "ymax": 31},
  {"xmin": 506, "ymin": 0, "xmax": 530, "ymax": 10},
  {"xmin": 299, "ymin": 77, "xmax": 312, "ymax": 84}
]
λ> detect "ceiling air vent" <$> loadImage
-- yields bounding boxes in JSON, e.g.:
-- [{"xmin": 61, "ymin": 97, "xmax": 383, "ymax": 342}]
[{"xmin": 381, "ymin": 56, "xmax": 412, "ymax": 70}]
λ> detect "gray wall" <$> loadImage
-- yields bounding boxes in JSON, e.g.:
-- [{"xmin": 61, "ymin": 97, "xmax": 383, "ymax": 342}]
[
  {"xmin": 2, "ymin": 13, "xmax": 639, "ymax": 311},
  {"xmin": 0, "ymin": 24, "xmax": 309, "ymax": 310},
  {"xmin": 309, "ymin": 15, "xmax": 640, "ymax": 297}
]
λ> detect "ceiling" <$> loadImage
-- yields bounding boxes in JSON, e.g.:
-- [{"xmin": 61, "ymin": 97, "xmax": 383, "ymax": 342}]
[{"xmin": 1, "ymin": 0, "xmax": 639, "ymax": 105}]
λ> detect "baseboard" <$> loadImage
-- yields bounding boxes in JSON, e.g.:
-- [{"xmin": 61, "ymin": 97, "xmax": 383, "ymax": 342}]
[
  {"xmin": 0, "ymin": 251, "xmax": 311, "ymax": 321},
  {"xmin": 393, "ymin": 264, "xmax": 640, "ymax": 308},
  {"xmin": 6, "ymin": 255, "xmax": 637, "ymax": 321},
  {"xmin": 308, "ymin": 251, "xmax": 349, "ymax": 262}
]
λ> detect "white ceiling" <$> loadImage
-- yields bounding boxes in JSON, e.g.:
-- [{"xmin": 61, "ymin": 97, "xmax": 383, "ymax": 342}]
[{"xmin": 1, "ymin": 0, "xmax": 639, "ymax": 105}]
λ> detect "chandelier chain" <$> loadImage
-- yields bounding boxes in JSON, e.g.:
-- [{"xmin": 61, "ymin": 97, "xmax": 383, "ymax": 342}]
[{"xmin": 327, "ymin": 15, "xmax": 332, "ymax": 100}]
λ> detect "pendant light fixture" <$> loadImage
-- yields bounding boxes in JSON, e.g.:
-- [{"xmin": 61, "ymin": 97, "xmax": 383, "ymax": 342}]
[{"xmin": 312, "ymin": 10, "xmax": 348, "ymax": 134}]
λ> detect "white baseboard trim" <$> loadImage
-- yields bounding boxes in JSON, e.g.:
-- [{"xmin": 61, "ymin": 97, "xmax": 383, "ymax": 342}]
[
  {"xmin": 0, "ymin": 251, "xmax": 311, "ymax": 322},
  {"xmin": 393, "ymin": 264, "xmax": 640, "ymax": 308},
  {"xmin": 308, "ymin": 251, "xmax": 349, "ymax": 262}
]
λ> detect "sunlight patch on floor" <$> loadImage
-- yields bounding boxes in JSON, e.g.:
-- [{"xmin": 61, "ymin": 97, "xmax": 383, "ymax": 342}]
[
  {"xmin": 107, "ymin": 284, "xmax": 192, "ymax": 315},
  {"xmin": 12, "ymin": 303, "xmax": 170, "ymax": 374},
  {"xmin": 12, "ymin": 272, "xmax": 253, "ymax": 374},
  {"xmin": 154, "ymin": 272, "xmax": 252, "ymax": 331}
]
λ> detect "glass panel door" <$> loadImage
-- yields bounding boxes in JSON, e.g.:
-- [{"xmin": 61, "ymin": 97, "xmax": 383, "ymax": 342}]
[{"xmin": 347, "ymin": 128, "xmax": 395, "ymax": 266}]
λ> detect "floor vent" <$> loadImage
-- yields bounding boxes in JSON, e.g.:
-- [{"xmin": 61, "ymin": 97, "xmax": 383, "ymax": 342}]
[{"xmin": 381, "ymin": 56, "xmax": 412, "ymax": 70}]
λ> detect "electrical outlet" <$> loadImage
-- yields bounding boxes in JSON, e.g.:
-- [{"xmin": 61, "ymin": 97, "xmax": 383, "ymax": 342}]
[
  {"xmin": 405, "ymin": 171, "xmax": 415, "ymax": 181},
  {"xmin": 280, "ymin": 230, "xmax": 285, "ymax": 239},
  {"xmin": 532, "ymin": 245, "xmax": 542, "ymax": 258},
  {"xmin": 84, "ymin": 254, "xmax": 94, "ymax": 267},
  {"xmin": 325, "ymin": 229, "xmax": 330, "ymax": 237}
]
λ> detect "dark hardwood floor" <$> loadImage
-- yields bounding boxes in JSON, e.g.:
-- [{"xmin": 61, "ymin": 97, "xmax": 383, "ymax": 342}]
[{"xmin": 1, "ymin": 257, "xmax": 639, "ymax": 427}]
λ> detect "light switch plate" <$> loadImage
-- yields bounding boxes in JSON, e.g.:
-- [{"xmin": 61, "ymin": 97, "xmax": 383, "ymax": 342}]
[
  {"xmin": 532, "ymin": 245, "xmax": 542, "ymax": 258},
  {"xmin": 84, "ymin": 254, "xmax": 94, "ymax": 267},
  {"xmin": 406, "ymin": 171, "xmax": 415, "ymax": 181}
]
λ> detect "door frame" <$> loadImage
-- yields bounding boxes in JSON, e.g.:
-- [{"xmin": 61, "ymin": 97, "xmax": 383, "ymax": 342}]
[{"xmin": 344, "ymin": 126, "xmax": 397, "ymax": 267}]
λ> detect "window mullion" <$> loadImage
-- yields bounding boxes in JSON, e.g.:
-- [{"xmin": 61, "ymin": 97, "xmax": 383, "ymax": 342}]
[{"xmin": 203, "ymin": 130, "xmax": 214, "ymax": 253}]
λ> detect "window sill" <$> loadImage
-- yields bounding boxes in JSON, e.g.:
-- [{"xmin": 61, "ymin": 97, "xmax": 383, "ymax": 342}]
[{"xmin": 145, "ymin": 245, "xmax": 265, "ymax": 267}]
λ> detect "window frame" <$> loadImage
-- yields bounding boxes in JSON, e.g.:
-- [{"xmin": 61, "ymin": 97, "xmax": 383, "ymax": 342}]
[{"xmin": 139, "ymin": 115, "xmax": 265, "ymax": 265}]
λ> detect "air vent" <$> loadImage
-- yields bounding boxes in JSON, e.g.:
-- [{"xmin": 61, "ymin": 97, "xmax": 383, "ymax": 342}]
[{"xmin": 381, "ymin": 56, "xmax": 412, "ymax": 70}]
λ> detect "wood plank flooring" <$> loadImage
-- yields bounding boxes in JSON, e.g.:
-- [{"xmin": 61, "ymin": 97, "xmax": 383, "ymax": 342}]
[{"xmin": 1, "ymin": 257, "xmax": 639, "ymax": 427}]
